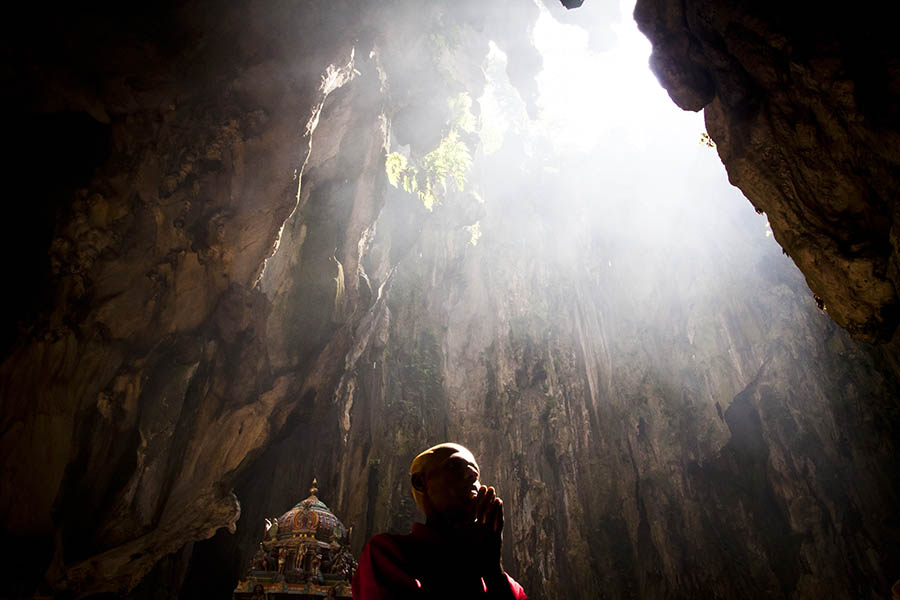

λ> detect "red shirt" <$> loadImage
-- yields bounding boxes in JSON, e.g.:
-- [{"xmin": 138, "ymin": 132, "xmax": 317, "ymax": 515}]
[{"xmin": 352, "ymin": 523, "xmax": 528, "ymax": 599}]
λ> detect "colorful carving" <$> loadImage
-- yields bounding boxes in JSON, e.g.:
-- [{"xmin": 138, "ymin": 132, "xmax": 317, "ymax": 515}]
[{"xmin": 233, "ymin": 478, "xmax": 357, "ymax": 599}]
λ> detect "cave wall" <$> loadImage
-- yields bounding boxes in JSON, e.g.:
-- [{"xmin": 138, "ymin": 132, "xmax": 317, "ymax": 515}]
[
  {"xmin": 634, "ymin": 0, "xmax": 900, "ymax": 343},
  {"xmin": 209, "ymin": 125, "xmax": 899, "ymax": 599},
  {"xmin": 1, "ymin": 2, "xmax": 899, "ymax": 600},
  {"xmin": 0, "ymin": 1, "xmax": 541, "ymax": 597},
  {"xmin": 0, "ymin": 1, "xmax": 372, "ymax": 596}
]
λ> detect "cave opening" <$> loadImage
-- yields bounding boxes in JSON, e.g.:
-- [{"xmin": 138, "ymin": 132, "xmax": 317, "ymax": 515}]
[{"xmin": 1, "ymin": 1, "xmax": 898, "ymax": 599}]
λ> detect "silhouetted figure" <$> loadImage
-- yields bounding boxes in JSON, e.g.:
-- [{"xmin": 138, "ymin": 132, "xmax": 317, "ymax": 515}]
[{"xmin": 353, "ymin": 443, "xmax": 527, "ymax": 599}]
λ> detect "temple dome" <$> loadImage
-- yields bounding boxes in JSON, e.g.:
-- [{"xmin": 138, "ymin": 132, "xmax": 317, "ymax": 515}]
[
  {"xmin": 275, "ymin": 479, "xmax": 348, "ymax": 542},
  {"xmin": 234, "ymin": 478, "xmax": 356, "ymax": 598}
]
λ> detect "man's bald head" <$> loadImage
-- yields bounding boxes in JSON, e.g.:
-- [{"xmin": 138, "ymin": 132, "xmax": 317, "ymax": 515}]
[{"xmin": 409, "ymin": 443, "xmax": 480, "ymax": 516}]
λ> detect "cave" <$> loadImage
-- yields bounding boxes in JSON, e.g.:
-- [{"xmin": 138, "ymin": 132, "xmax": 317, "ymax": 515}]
[{"xmin": 1, "ymin": 1, "xmax": 898, "ymax": 599}]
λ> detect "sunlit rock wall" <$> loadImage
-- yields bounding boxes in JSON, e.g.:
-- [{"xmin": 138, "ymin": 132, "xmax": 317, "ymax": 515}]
[
  {"xmin": 210, "ymin": 130, "xmax": 900, "ymax": 600},
  {"xmin": 1, "ymin": 1, "xmax": 898, "ymax": 599},
  {"xmin": 634, "ymin": 0, "xmax": 900, "ymax": 343},
  {"xmin": 0, "ymin": 1, "xmax": 542, "ymax": 597}
]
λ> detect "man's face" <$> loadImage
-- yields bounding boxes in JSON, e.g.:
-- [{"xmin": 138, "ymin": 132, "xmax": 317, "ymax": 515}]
[{"xmin": 423, "ymin": 448, "xmax": 481, "ymax": 517}]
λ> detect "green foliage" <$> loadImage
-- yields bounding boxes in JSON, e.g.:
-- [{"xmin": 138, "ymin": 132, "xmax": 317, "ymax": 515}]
[
  {"xmin": 385, "ymin": 152, "xmax": 408, "ymax": 187},
  {"xmin": 386, "ymin": 151, "xmax": 419, "ymax": 195},
  {"xmin": 383, "ymin": 94, "xmax": 475, "ymax": 211},
  {"xmin": 423, "ymin": 130, "xmax": 471, "ymax": 192},
  {"xmin": 464, "ymin": 220, "xmax": 482, "ymax": 246},
  {"xmin": 448, "ymin": 92, "xmax": 477, "ymax": 134}
]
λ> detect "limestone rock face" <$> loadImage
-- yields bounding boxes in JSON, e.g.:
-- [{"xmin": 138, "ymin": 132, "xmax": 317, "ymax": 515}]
[
  {"xmin": 1, "ymin": 3, "xmax": 368, "ymax": 595},
  {"xmin": 189, "ymin": 124, "xmax": 900, "ymax": 600},
  {"xmin": 1, "ymin": 2, "xmax": 898, "ymax": 600},
  {"xmin": 634, "ymin": 0, "xmax": 900, "ymax": 343},
  {"xmin": 0, "ymin": 2, "xmax": 541, "ymax": 597}
]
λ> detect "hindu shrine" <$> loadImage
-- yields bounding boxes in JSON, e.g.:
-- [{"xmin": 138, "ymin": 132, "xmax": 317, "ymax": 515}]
[{"xmin": 233, "ymin": 480, "xmax": 356, "ymax": 599}]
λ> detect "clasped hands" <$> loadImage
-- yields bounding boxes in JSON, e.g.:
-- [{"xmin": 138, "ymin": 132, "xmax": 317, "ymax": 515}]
[{"xmin": 463, "ymin": 485, "xmax": 505, "ymax": 579}]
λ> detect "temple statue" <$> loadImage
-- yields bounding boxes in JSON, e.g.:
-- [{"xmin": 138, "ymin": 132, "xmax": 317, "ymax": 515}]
[
  {"xmin": 233, "ymin": 478, "xmax": 357, "ymax": 599},
  {"xmin": 264, "ymin": 516, "xmax": 279, "ymax": 540},
  {"xmin": 250, "ymin": 544, "xmax": 267, "ymax": 571}
]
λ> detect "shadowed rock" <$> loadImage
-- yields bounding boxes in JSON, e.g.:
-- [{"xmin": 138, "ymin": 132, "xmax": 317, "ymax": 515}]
[{"xmin": 635, "ymin": 0, "xmax": 900, "ymax": 343}]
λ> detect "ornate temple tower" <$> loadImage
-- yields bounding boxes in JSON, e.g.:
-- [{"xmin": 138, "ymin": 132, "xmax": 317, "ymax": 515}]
[{"xmin": 233, "ymin": 480, "xmax": 356, "ymax": 599}]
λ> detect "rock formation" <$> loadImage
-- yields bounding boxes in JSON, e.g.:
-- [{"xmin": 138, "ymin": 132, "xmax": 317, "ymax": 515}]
[
  {"xmin": 0, "ymin": 2, "xmax": 898, "ymax": 600},
  {"xmin": 634, "ymin": 0, "xmax": 900, "ymax": 343}
]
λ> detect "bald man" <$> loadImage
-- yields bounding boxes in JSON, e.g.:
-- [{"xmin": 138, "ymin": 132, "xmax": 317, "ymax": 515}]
[{"xmin": 352, "ymin": 443, "xmax": 527, "ymax": 599}]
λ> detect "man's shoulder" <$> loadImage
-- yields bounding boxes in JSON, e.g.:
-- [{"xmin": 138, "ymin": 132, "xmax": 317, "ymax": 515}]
[
  {"xmin": 354, "ymin": 532, "xmax": 421, "ymax": 598},
  {"xmin": 367, "ymin": 530, "xmax": 413, "ymax": 546},
  {"xmin": 363, "ymin": 530, "xmax": 419, "ymax": 559}
]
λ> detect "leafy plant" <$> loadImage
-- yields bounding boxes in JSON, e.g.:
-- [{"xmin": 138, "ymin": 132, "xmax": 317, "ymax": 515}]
[
  {"xmin": 386, "ymin": 152, "xmax": 417, "ymax": 193},
  {"xmin": 424, "ymin": 131, "xmax": 471, "ymax": 190},
  {"xmin": 447, "ymin": 92, "xmax": 477, "ymax": 134},
  {"xmin": 464, "ymin": 220, "xmax": 482, "ymax": 246},
  {"xmin": 384, "ymin": 93, "xmax": 475, "ymax": 211}
]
